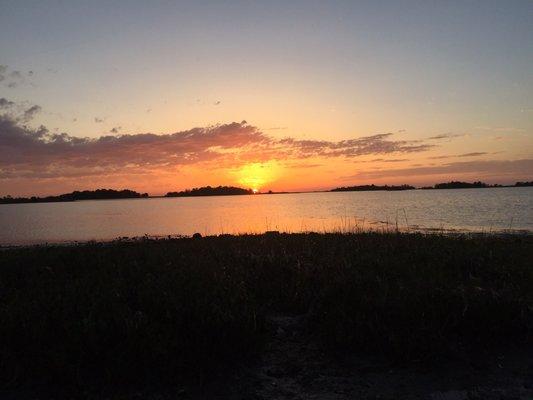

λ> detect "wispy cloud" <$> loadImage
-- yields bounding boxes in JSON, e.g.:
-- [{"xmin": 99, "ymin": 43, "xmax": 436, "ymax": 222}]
[
  {"xmin": 474, "ymin": 126, "xmax": 525, "ymax": 133},
  {"xmin": 428, "ymin": 152, "xmax": 488, "ymax": 160},
  {"xmin": 278, "ymin": 134, "xmax": 432, "ymax": 158},
  {"xmin": 427, "ymin": 133, "xmax": 466, "ymax": 140},
  {"xmin": 382, "ymin": 158, "xmax": 409, "ymax": 163},
  {"xmin": 0, "ymin": 65, "xmax": 32, "ymax": 88},
  {"xmin": 457, "ymin": 152, "xmax": 487, "ymax": 157},
  {"xmin": 22, "ymin": 105, "xmax": 41, "ymax": 122},
  {"xmin": 0, "ymin": 98, "xmax": 15, "ymax": 109},
  {"xmin": 344, "ymin": 159, "xmax": 533, "ymax": 180}
]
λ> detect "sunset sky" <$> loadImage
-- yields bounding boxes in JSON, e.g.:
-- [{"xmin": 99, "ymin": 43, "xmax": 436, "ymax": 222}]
[{"xmin": 1, "ymin": 0, "xmax": 532, "ymax": 196}]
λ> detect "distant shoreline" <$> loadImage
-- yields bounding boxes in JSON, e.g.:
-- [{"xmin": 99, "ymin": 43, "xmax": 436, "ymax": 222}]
[
  {"xmin": 1, "ymin": 181, "xmax": 531, "ymax": 204},
  {"xmin": 2, "ymin": 227, "xmax": 532, "ymax": 249}
]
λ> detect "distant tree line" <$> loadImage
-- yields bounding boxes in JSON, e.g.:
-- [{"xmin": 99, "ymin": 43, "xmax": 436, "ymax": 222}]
[
  {"xmin": 515, "ymin": 181, "xmax": 533, "ymax": 187},
  {"xmin": 433, "ymin": 181, "xmax": 490, "ymax": 189},
  {"xmin": 331, "ymin": 184, "xmax": 415, "ymax": 192},
  {"xmin": 165, "ymin": 186, "xmax": 253, "ymax": 197},
  {"xmin": 421, "ymin": 181, "xmax": 533, "ymax": 189},
  {"xmin": 331, "ymin": 181, "xmax": 532, "ymax": 192},
  {"xmin": 2, "ymin": 181, "xmax": 531, "ymax": 205},
  {"xmin": 0, "ymin": 189, "xmax": 148, "ymax": 204}
]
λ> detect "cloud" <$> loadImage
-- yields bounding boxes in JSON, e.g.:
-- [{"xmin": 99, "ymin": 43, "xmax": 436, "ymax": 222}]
[
  {"xmin": 429, "ymin": 152, "xmax": 487, "ymax": 160},
  {"xmin": 427, "ymin": 133, "xmax": 466, "ymax": 140},
  {"xmin": 0, "ymin": 65, "xmax": 30, "ymax": 88},
  {"xmin": 474, "ymin": 126, "xmax": 525, "ymax": 133},
  {"xmin": 0, "ymin": 102, "xmax": 436, "ymax": 181},
  {"xmin": 0, "ymin": 98, "xmax": 15, "ymax": 109},
  {"xmin": 457, "ymin": 152, "xmax": 487, "ymax": 157},
  {"xmin": 22, "ymin": 105, "xmax": 42, "ymax": 122},
  {"xmin": 0, "ymin": 116, "xmax": 270, "ymax": 179},
  {"xmin": 0, "ymin": 100, "xmax": 41, "ymax": 122},
  {"xmin": 278, "ymin": 133, "xmax": 432, "ymax": 159},
  {"xmin": 94, "ymin": 117, "xmax": 105, "ymax": 123},
  {"xmin": 345, "ymin": 159, "xmax": 533, "ymax": 181},
  {"xmin": 110, "ymin": 126, "xmax": 121, "ymax": 134}
]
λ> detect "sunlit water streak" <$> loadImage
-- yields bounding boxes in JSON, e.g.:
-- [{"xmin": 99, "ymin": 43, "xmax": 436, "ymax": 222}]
[{"xmin": 1, "ymin": 187, "xmax": 531, "ymax": 245}]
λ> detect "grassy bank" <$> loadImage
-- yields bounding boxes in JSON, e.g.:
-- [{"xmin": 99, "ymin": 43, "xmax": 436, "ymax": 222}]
[{"xmin": 0, "ymin": 233, "xmax": 531, "ymax": 388}]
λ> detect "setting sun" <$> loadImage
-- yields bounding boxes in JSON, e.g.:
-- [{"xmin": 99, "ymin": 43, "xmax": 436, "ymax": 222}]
[{"xmin": 236, "ymin": 162, "xmax": 279, "ymax": 192}]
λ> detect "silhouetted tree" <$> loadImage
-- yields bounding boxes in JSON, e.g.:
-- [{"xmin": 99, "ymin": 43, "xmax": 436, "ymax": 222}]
[
  {"xmin": 331, "ymin": 184, "xmax": 415, "ymax": 192},
  {"xmin": 165, "ymin": 186, "xmax": 253, "ymax": 197}
]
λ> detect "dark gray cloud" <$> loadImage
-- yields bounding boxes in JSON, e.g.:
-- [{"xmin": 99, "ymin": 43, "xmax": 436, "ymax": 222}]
[
  {"xmin": 0, "ymin": 98, "xmax": 15, "ymax": 109},
  {"xmin": 22, "ymin": 105, "xmax": 41, "ymax": 122},
  {"xmin": 0, "ymin": 100, "xmax": 41, "ymax": 122}
]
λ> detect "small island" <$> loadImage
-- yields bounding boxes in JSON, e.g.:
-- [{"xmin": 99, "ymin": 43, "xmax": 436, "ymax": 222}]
[
  {"xmin": 421, "ymin": 181, "xmax": 533, "ymax": 190},
  {"xmin": 0, "ymin": 189, "xmax": 148, "ymax": 204},
  {"xmin": 331, "ymin": 184, "xmax": 415, "ymax": 192},
  {"xmin": 165, "ymin": 185, "xmax": 253, "ymax": 197},
  {"xmin": 515, "ymin": 181, "xmax": 533, "ymax": 187}
]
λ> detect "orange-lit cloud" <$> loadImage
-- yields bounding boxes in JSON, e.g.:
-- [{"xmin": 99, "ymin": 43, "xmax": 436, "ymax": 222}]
[
  {"xmin": 1, "ymin": 98, "xmax": 530, "ymax": 196},
  {"xmin": 1, "ymin": 100, "xmax": 432, "ymax": 180}
]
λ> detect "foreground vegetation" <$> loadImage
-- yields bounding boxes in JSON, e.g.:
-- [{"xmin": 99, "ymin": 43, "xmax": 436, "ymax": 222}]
[{"xmin": 0, "ymin": 233, "xmax": 531, "ymax": 389}]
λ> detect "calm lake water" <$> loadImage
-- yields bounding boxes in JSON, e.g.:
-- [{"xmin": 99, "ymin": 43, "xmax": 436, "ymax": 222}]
[{"xmin": 1, "ymin": 187, "xmax": 532, "ymax": 245}]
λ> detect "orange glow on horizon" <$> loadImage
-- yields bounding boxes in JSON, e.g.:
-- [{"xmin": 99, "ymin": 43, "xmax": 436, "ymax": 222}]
[{"xmin": 236, "ymin": 162, "xmax": 279, "ymax": 192}]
